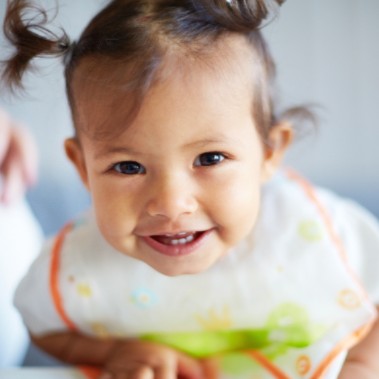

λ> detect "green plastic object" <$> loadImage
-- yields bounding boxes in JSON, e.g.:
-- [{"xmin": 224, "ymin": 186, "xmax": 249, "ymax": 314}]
[{"xmin": 142, "ymin": 303, "xmax": 326, "ymax": 358}]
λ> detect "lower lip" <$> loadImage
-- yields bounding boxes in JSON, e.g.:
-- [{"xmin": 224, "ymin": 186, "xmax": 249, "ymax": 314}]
[{"xmin": 141, "ymin": 230, "xmax": 213, "ymax": 257}]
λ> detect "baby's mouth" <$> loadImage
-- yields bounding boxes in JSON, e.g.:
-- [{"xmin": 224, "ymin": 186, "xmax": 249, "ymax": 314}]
[
  {"xmin": 142, "ymin": 230, "xmax": 212, "ymax": 256},
  {"xmin": 151, "ymin": 231, "xmax": 202, "ymax": 246}
]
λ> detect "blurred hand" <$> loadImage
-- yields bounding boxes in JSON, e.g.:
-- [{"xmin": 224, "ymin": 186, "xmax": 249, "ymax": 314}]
[
  {"xmin": 338, "ymin": 361, "xmax": 377, "ymax": 379},
  {"xmin": 98, "ymin": 339, "xmax": 207, "ymax": 379},
  {"xmin": 338, "ymin": 307, "xmax": 379, "ymax": 379},
  {"xmin": 0, "ymin": 109, "xmax": 38, "ymax": 204}
]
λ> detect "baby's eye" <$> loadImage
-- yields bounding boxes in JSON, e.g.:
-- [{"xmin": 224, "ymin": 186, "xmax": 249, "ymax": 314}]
[
  {"xmin": 112, "ymin": 161, "xmax": 146, "ymax": 175},
  {"xmin": 194, "ymin": 152, "xmax": 226, "ymax": 167}
]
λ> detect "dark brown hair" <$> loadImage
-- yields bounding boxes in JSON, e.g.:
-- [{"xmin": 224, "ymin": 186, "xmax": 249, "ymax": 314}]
[{"xmin": 2, "ymin": 0, "xmax": 286, "ymax": 139}]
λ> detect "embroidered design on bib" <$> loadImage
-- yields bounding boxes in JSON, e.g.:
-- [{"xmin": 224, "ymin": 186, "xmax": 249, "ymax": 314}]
[{"xmin": 130, "ymin": 288, "xmax": 158, "ymax": 308}]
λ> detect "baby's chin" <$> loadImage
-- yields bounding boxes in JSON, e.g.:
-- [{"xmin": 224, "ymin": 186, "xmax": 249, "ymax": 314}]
[{"xmin": 141, "ymin": 252, "xmax": 224, "ymax": 277}]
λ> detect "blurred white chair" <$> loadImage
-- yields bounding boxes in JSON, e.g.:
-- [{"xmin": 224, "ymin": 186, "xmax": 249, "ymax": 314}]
[{"xmin": 0, "ymin": 187, "xmax": 42, "ymax": 367}]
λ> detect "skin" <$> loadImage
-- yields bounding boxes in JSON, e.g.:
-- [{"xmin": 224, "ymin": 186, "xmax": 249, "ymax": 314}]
[
  {"xmin": 31, "ymin": 36, "xmax": 379, "ymax": 378},
  {"xmin": 338, "ymin": 309, "xmax": 379, "ymax": 379},
  {"xmin": 0, "ymin": 109, "xmax": 38, "ymax": 204}
]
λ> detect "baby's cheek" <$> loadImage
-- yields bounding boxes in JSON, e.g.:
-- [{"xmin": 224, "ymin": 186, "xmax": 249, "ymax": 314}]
[
  {"xmin": 226, "ymin": 182, "xmax": 260, "ymax": 219},
  {"xmin": 94, "ymin": 202, "xmax": 130, "ymax": 240},
  {"xmin": 215, "ymin": 186, "xmax": 260, "ymax": 244},
  {"xmin": 97, "ymin": 217, "xmax": 138, "ymax": 258}
]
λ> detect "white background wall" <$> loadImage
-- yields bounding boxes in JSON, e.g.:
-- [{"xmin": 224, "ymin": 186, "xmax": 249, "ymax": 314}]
[
  {"xmin": 266, "ymin": 0, "xmax": 379, "ymax": 217},
  {"xmin": 1, "ymin": 0, "xmax": 379, "ymax": 237}
]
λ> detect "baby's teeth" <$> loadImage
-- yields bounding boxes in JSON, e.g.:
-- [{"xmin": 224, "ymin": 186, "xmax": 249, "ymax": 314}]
[{"xmin": 170, "ymin": 234, "xmax": 194, "ymax": 245}]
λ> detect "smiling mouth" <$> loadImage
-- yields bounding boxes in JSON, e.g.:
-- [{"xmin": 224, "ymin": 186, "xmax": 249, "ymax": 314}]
[
  {"xmin": 151, "ymin": 231, "xmax": 202, "ymax": 246},
  {"xmin": 142, "ymin": 230, "xmax": 211, "ymax": 256}
]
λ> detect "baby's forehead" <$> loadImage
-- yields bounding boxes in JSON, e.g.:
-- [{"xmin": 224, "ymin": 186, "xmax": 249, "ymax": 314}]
[
  {"xmin": 71, "ymin": 35, "xmax": 257, "ymax": 138},
  {"xmin": 75, "ymin": 34, "xmax": 254, "ymax": 83}
]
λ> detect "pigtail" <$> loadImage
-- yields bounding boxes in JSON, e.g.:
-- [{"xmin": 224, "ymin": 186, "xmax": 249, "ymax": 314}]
[
  {"xmin": 191, "ymin": 0, "xmax": 285, "ymax": 32},
  {"xmin": 1, "ymin": 0, "xmax": 71, "ymax": 91}
]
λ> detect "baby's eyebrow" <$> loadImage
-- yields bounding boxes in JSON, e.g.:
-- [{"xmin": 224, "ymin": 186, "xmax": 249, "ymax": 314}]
[
  {"xmin": 182, "ymin": 136, "xmax": 232, "ymax": 149},
  {"xmin": 94, "ymin": 146, "xmax": 143, "ymax": 160}
]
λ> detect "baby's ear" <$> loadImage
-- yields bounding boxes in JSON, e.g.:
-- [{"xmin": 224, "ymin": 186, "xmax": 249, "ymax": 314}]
[
  {"xmin": 64, "ymin": 138, "xmax": 90, "ymax": 190},
  {"xmin": 261, "ymin": 122, "xmax": 293, "ymax": 181}
]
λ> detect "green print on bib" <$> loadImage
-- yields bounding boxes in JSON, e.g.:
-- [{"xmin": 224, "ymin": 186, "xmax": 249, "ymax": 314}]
[
  {"xmin": 220, "ymin": 353, "xmax": 260, "ymax": 376},
  {"xmin": 142, "ymin": 303, "xmax": 326, "ymax": 358}
]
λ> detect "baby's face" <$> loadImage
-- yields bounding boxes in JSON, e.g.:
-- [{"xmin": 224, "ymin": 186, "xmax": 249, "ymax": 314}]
[{"xmin": 67, "ymin": 38, "xmax": 285, "ymax": 276}]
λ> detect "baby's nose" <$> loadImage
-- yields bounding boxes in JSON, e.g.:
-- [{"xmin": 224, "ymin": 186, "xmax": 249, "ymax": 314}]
[{"xmin": 145, "ymin": 175, "xmax": 198, "ymax": 220}]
